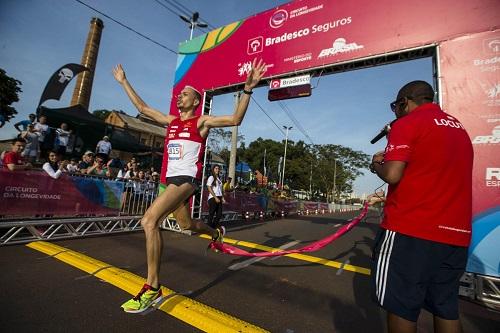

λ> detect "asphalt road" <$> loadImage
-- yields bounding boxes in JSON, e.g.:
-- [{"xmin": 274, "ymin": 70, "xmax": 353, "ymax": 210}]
[{"xmin": 2, "ymin": 210, "xmax": 499, "ymax": 332}]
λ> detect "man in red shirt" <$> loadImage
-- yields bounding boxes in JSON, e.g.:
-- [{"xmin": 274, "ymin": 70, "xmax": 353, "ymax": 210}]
[
  {"xmin": 2, "ymin": 138, "xmax": 32, "ymax": 171},
  {"xmin": 370, "ymin": 81, "xmax": 473, "ymax": 333}
]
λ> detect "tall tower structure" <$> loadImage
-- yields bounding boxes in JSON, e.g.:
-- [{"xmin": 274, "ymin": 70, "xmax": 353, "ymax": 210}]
[{"xmin": 70, "ymin": 17, "xmax": 104, "ymax": 110}]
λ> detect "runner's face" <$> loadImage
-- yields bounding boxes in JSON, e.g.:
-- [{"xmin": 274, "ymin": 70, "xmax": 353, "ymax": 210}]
[{"xmin": 177, "ymin": 88, "xmax": 199, "ymax": 111}]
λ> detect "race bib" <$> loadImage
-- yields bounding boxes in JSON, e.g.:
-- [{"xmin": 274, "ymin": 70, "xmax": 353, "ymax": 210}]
[{"xmin": 168, "ymin": 143, "xmax": 183, "ymax": 160}]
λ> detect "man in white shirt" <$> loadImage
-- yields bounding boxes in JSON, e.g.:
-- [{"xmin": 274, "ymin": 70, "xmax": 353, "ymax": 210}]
[
  {"xmin": 54, "ymin": 123, "xmax": 71, "ymax": 156},
  {"xmin": 34, "ymin": 115, "xmax": 50, "ymax": 160},
  {"xmin": 96, "ymin": 136, "xmax": 112, "ymax": 159}
]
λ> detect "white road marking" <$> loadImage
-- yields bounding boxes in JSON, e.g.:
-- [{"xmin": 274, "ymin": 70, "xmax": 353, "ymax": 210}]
[{"xmin": 228, "ymin": 241, "xmax": 300, "ymax": 270}]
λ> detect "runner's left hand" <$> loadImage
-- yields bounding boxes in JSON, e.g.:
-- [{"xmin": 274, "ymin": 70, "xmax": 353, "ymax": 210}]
[{"xmin": 244, "ymin": 58, "xmax": 267, "ymax": 91}]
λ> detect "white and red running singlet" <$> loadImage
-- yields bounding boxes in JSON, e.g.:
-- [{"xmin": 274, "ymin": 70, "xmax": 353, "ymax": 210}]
[{"xmin": 164, "ymin": 116, "xmax": 206, "ymax": 180}]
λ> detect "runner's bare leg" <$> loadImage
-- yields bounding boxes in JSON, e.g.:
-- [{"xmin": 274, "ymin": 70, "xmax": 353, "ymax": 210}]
[
  {"xmin": 173, "ymin": 199, "xmax": 216, "ymax": 235},
  {"xmin": 141, "ymin": 183, "xmax": 196, "ymax": 288}
]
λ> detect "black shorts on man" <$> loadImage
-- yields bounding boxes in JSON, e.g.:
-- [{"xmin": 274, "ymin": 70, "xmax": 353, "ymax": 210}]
[{"xmin": 371, "ymin": 228, "xmax": 467, "ymax": 322}]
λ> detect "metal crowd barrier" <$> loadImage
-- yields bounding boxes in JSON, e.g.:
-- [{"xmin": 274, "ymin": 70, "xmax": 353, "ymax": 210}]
[
  {"xmin": 0, "ymin": 172, "xmax": 184, "ymax": 245},
  {"xmin": 1, "ymin": 171, "xmax": 368, "ymax": 245}
]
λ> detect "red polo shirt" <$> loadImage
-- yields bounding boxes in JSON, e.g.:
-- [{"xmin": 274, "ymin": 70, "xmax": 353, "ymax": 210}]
[
  {"xmin": 2, "ymin": 151, "xmax": 25, "ymax": 170},
  {"xmin": 382, "ymin": 103, "xmax": 473, "ymax": 246}
]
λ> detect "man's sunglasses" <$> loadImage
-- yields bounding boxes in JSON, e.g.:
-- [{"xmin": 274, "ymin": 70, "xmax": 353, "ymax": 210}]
[
  {"xmin": 390, "ymin": 94, "xmax": 434, "ymax": 112},
  {"xmin": 390, "ymin": 97, "xmax": 410, "ymax": 112}
]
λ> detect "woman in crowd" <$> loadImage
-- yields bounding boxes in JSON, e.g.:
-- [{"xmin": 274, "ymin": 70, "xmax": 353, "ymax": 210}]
[
  {"xmin": 42, "ymin": 151, "xmax": 68, "ymax": 179},
  {"xmin": 206, "ymin": 165, "xmax": 225, "ymax": 230}
]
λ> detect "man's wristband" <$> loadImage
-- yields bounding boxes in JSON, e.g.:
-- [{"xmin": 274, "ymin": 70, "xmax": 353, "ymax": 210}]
[{"xmin": 242, "ymin": 89, "xmax": 253, "ymax": 95}]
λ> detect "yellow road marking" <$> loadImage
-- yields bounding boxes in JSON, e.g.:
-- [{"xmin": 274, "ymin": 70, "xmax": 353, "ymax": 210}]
[
  {"xmin": 200, "ymin": 234, "xmax": 371, "ymax": 276},
  {"xmin": 26, "ymin": 241, "xmax": 268, "ymax": 333}
]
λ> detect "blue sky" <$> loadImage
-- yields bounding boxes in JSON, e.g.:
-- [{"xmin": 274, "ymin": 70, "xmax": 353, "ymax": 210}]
[{"xmin": 0, "ymin": 0, "xmax": 433, "ymax": 196}]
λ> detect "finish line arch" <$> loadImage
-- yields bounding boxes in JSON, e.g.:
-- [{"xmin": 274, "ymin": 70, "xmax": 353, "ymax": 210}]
[{"xmin": 161, "ymin": 0, "xmax": 499, "ymax": 308}]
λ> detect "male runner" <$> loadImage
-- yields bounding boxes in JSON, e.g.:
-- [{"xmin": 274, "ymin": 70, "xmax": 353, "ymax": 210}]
[
  {"xmin": 113, "ymin": 58, "xmax": 267, "ymax": 313},
  {"xmin": 370, "ymin": 81, "xmax": 473, "ymax": 333}
]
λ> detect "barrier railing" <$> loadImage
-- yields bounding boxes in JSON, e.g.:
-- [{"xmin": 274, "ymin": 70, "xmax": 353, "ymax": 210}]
[
  {"xmin": 0, "ymin": 170, "xmax": 165, "ymax": 244},
  {"xmin": 1, "ymin": 171, "xmax": 364, "ymax": 245}
]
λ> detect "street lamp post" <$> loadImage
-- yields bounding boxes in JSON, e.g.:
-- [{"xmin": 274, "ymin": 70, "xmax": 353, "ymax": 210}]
[
  {"xmin": 281, "ymin": 126, "xmax": 292, "ymax": 189},
  {"xmin": 179, "ymin": 12, "xmax": 208, "ymax": 40},
  {"xmin": 332, "ymin": 159, "xmax": 337, "ymax": 204}
]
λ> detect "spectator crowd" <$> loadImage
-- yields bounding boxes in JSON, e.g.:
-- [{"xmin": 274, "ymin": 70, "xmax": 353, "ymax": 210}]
[{"xmin": 2, "ymin": 114, "xmax": 161, "ymax": 186}]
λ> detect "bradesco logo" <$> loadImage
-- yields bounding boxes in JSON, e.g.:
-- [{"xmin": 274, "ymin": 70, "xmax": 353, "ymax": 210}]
[
  {"xmin": 318, "ymin": 38, "xmax": 364, "ymax": 58},
  {"xmin": 484, "ymin": 37, "xmax": 500, "ymax": 55},
  {"xmin": 247, "ymin": 36, "xmax": 263, "ymax": 55},
  {"xmin": 270, "ymin": 80, "xmax": 281, "ymax": 89},
  {"xmin": 473, "ymin": 125, "xmax": 500, "ymax": 144},
  {"xmin": 264, "ymin": 16, "xmax": 353, "ymax": 47},
  {"xmin": 473, "ymin": 35, "xmax": 500, "ymax": 72},
  {"xmin": 269, "ymin": 9, "xmax": 288, "ymax": 29},
  {"xmin": 485, "ymin": 168, "xmax": 500, "ymax": 187},
  {"xmin": 269, "ymin": 75, "xmax": 310, "ymax": 89}
]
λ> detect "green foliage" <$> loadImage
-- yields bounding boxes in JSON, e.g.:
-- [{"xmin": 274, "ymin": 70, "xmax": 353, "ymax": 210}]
[
  {"xmin": 238, "ymin": 137, "xmax": 370, "ymax": 200},
  {"xmin": 311, "ymin": 144, "xmax": 370, "ymax": 200},
  {"xmin": 92, "ymin": 109, "xmax": 112, "ymax": 120},
  {"xmin": 207, "ymin": 127, "xmax": 244, "ymax": 154},
  {"xmin": 0, "ymin": 68, "xmax": 22, "ymax": 122}
]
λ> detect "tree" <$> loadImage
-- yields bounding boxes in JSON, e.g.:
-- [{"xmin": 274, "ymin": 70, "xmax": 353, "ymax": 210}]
[
  {"xmin": 0, "ymin": 68, "xmax": 22, "ymax": 124},
  {"xmin": 238, "ymin": 137, "xmax": 370, "ymax": 201},
  {"xmin": 92, "ymin": 109, "xmax": 112, "ymax": 120},
  {"xmin": 207, "ymin": 128, "xmax": 244, "ymax": 154},
  {"xmin": 311, "ymin": 144, "xmax": 370, "ymax": 201}
]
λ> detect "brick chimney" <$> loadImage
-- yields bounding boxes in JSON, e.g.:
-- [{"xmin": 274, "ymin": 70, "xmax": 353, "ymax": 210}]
[{"xmin": 70, "ymin": 17, "xmax": 104, "ymax": 110}]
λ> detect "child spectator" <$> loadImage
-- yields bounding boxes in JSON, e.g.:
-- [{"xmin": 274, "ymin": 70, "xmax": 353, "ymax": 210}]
[{"xmin": 66, "ymin": 158, "xmax": 79, "ymax": 173}]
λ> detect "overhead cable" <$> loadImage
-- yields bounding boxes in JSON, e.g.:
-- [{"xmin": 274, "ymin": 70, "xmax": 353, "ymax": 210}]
[{"xmin": 74, "ymin": 0, "xmax": 177, "ymax": 54}]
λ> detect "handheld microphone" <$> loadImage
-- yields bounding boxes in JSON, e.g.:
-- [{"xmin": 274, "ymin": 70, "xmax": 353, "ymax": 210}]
[{"xmin": 370, "ymin": 120, "xmax": 396, "ymax": 144}]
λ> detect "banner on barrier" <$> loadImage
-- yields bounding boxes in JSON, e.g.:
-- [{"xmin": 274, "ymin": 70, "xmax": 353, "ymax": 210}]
[
  {"xmin": 0, "ymin": 171, "xmax": 125, "ymax": 218},
  {"xmin": 439, "ymin": 30, "xmax": 500, "ymax": 278}
]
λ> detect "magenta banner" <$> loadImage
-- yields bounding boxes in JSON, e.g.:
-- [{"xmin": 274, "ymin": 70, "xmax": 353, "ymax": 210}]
[
  {"xmin": 200, "ymin": 190, "xmax": 330, "ymax": 215},
  {"xmin": 201, "ymin": 191, "xmax": 265, "ymax": 213},
  {"xmin": 439, "ymin": 30, "xmax": 500, "ymax": 217},
  {"xmin": 439, "ymin": 30, "xmax": 500, "ymax": 277},
  {"xmin": 209, "ymin": 203, "xmax": 368, "ymax": 257},
  {"xmin": 170, "ymin": 0, "xmax": 498, "ymax": 113},
  {"xmin": 160, "ymin": 0, "xmax": 499, "ymax": 182},
  {"xmin": 0, "ymin": 171, "xmax": 124, "ymax": 217}
]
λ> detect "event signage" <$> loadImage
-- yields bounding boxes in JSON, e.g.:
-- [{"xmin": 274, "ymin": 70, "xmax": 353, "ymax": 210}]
[
  {"xmin": 0, "ymin": 171, "xmax": 124, "ymax": 217},
  {"xmin": 170, "ymin": 0, "xmax": 498, "ymax": 113},
  {"xmin": 161, "ymin": 0, "xmax": 498, "ymax": 179},
  {"xmin": 439, "ymin": 30, "xmax": 500, "ymax": 277},
  {"xmin": 269, "ymin": 74, "xmax": 310, "ymax": 89}
]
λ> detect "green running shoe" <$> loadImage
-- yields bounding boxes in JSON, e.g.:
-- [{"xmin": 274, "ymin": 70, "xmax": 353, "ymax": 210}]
[
  {"xmin": 121, "ymin": 283, "xmax": 163, "ymax": 313},
  {"xmin": 211, "ymin": 226, "xmax": 226, "ymax": 243}
]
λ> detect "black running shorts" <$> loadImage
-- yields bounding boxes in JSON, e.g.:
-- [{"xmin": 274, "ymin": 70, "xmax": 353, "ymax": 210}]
[
  {"xmin": 166, "ymin": 176, "xmax": 201, "ymax": 192},
  {"xmin": 371, "ymin": 228, "xmax": 468, "ymax": 322}
]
